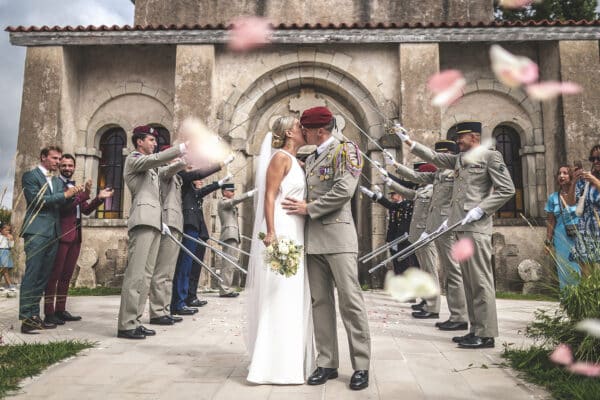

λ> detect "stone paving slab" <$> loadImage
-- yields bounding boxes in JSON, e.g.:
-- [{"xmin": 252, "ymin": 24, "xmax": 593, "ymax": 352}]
[{"xmin": 0, "ymin": 291, "xmax": 555, "ymax": 399}]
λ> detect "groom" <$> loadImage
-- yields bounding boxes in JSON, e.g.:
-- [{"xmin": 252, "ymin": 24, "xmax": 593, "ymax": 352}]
[{"xmin": 282, "ymin": 106, "xmax": 371, "ymax": 390}]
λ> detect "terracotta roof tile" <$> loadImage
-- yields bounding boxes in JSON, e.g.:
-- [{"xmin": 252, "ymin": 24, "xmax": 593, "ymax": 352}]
[{"xmin": 5, "ymin": 19, "xmax": 600, "ymax": 32}]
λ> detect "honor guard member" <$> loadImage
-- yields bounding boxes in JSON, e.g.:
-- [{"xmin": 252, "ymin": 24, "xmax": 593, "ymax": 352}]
[
  {"xmin": 380, "ymin": 163, "xmax": 441, "ymax": 319},
  {"xmin": 397, "ymin": 122, "xmax": 515, "ymax": 348},
  {"xmin": 117, "ymin": 125, "xmax": 187, "ymax": 340},
  {"xmin": 217, "ymin": 183, "xmax": 256, "ymax": 297},
  {"xmin": 383, "ymin": 140, "xmax": 468, "ymax": 331}
]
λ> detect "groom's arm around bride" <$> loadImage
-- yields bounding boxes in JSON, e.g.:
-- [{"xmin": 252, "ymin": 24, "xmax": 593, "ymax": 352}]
[{"xmin": 282, "ymin": 106, "xmax": 371, "ymax": 391}]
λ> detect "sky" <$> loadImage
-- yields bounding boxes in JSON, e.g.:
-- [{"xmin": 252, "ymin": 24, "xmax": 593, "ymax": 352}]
[{"xmin": 0, "ymin": 0, "xmax": 134, "ymax": 208}]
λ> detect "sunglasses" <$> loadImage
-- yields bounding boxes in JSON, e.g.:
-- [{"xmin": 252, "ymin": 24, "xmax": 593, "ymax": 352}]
[{"xmin": 589, "ymin": 156, "xmax": 600, "ymax": 162}]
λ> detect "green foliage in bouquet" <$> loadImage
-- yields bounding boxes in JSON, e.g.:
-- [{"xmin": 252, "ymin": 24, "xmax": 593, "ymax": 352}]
[{"xmin": 258, "ymin": 232, "xmax": 304, "ymax": 278}]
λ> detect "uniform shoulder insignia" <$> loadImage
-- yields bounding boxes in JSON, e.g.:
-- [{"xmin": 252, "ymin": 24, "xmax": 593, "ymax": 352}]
[
  {"xmin": 131, "ymin": 151, "xmax": 142, "ymax": 158},
  {"xmin": 332, "ymin": 141, "xmax": 363, "ymax": 177}
]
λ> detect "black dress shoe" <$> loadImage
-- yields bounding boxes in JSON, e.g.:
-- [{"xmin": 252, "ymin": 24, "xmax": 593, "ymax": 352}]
[
  {"xmin": 168, "ymin": 315, "xmax": 183, "ymax": 323},
  {"xmin": 149, "ymin": 316, "xmax": 175, "ymax": 325},
  {"xmin": 307, "ymin": 367, "xmax": 338, "ymax": 385},
  {"xmin": 411, "ymin": 300, "xmax": 426, "ymax": 310},
  {"xmin": 44, "ymin": 314, "xmax": 65, "ymax": 325},
  {"xmin": 186, "ymin": 298, "xmax": 208, "ymax": 307},
  {"xmin": 219, "ymin": 292, "xmax": 240, "ymax": 298},
  {"xmin": 458, "ymin": 336, "xmax": 495, "ymax": 349},
  {"xmin": 118, "ymin": 327, "xmax": 146, "ymax": 339},
  {"xmin": 438, "ymin": 321, "xmax": 469, "ymax": 331},
  {"xmin": 412, "ymin": 310, "xmax": 439, "ymax": 319},
  {"xmin": 55, "ymin": 310, "xmax": 82, "ymax": 321},
  {"xmin": 350, "ymin": 370, "xmax": 369, "ymax": 390},
  {"xmin": 21, "ymin": 316, "xmax": 45, "ymax": 334},
  {"xmin": 172, "ymin": 306, "xmax": 198, "ymax": 315},
  {"xmin": 452, "ymin": 332, "xmax": 475, "ymax": 343},
  {"xmin": 139, "ymin": 325, "xmax": 156, "ymax": 336}
]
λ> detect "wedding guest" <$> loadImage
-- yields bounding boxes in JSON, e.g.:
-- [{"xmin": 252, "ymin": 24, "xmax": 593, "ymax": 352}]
[
  {"xmin": 0, "ymin": 222, "xmax": 16, "ymax": 292},
  {"xmin": 544, "ymin": 165, "xmax": 580, "ymax": 289}
]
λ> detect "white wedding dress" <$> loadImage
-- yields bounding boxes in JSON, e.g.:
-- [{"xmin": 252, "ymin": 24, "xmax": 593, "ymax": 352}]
[{"xmin": 245, "ymin": 135, "xmax": 315, "ymax": 384}]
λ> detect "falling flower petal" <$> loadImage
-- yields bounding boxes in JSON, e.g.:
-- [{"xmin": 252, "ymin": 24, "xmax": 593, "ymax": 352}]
[
  {"xmin": 567, "ymin": 362, "xmax": 600, "ymax": 377},
  {"xmin": 178, "ymin": 117, "xmax": 232, "ymax": 171},
  {"xmin": 451, "ymin": 238, "xmax": 475, "ymax": 262},
  {"xmin": 490, "ymin": 45, "xmax": 539, "ymax": 88},
  {"xmin": 526, "ymin": 81, "xmax": 582, "ymax": 101},
  {"xmin": 575, "ymin": 319, "xmax": 600, "ymax": 338},
  {"xmin": 228, "ymin": 16, "xmax": 273, "ymax": 52},
  {"xmin": 549, "ymin": 344, "xmax": 573, "ymax": 366},
  {"xmin": 428, "ymin": 70, "xmax": 466, "ymax": 107},
  {"xmin": 498, "ymin": 0, "xmax": 541, "ymax": 9},
  {"xmin": 462, "ymin": 138, "xmax": 495, "ymax": 165},
  {"xmin": 385, "ymin": 269, "xmax": 439, "ymax": 302}
]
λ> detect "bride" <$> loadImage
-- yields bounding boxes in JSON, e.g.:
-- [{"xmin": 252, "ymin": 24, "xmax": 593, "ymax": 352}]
[{"xmin": 244, "ymin": 116, "xmax": 315, "ymax": 384}]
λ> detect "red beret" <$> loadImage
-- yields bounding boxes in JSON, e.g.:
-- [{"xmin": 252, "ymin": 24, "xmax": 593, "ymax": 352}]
[
  {"xmin": 133, "ymin": 125, "xmax": 157, "ymax": 136},
  {"xmin": 418, "ymin": 163, "xmax": 438, "ymax": 173},
  {"xmin": 300, "ymin": 106, "xmax": 333, "ymax": 128}
]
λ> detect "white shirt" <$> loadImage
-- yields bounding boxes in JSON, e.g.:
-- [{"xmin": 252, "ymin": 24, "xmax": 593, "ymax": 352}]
[
  {"xmin": 0, "ymin": 235, "xmax": 14, "ymax": 249},
  {"xmin": 316, "ymin": 136, "xmax": 336, "ymax": 156},
  {"xmin": 38, "ymin": 165, "xmax": 53, "ymax": 193}
]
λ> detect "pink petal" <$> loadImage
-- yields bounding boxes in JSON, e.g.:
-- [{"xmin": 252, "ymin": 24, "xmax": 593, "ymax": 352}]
[
  {"xmin": 490, "ymin": 45, "xmax": 539, "ymax": 88},
  {"xmin": 526, "ymin": 81, "xmax": 583, "ymax": 101},
  {"xmin": 567, "ymin": 362, "xmax": 600, "ymax": 377},
  {"xmin": 498, "ymin": 0, "xmax": 535, "ymax": 9},
  {"xmin": 228, "ymin": 17, "xmax": 273, "ymax": 52},
  {"xmin": 450, "ymin": 238, "xmax": 474, "ymax": 262},
  {"xmin": 549, "ymin": 344, "xmax": 574, "ymax": 366},
  {"xmin": 428, "ymin": 70, "xmax": 466, "ymax": 107}
]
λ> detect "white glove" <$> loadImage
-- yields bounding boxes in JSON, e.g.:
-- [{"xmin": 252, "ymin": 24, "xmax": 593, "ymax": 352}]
[
  {"xmin": 360, "ymin": 186, "xmax": 376, "ymax": 199},
  {"xmin": 384, "ymin": 177, "xmax": 394, "ymax": 186},
  {"xmin": 383, "ymin": 151, "xmax": 396, "ymax": 166},
  {"xmin": 218, "ymin": 173, "xmax": 233, "ymax": 187},
  {"xmin": 390, "ymin": 244, "xmax": 398, "ymax": 252},
  {"xmin": 223, "ymin": 153, "xmax": 235, "ymax": 166},
  {"xmin": 439, "ymin": 219, "xmax": 449, "ymax": 231},
  {"xmin": 377, "ymin": 167, "xmax": 389, "ymax": 178},
  {"xmin": 161, "ymin": 223, "xmax": 172, "ymax": 236},
  {"xmin": 461, "ymin": 207, "xmax": 485, "ymax": 225},
  {"xmin": 393, "ymin": 123, "xmax": 410, "ymax": 142},
  {"xmin": 373, "ymin": 185, "xmax": 382, "ymax": 194},
  {"xmin": 247, "ymin": 188, "xmax": 257, "ymax": 197},
  {"xmin": 419, "ymin": 231, "xmax": 429, "ymax": 241}
]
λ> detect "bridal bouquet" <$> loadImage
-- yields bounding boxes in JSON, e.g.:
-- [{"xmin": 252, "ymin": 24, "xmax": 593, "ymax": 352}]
[{"xmin": 258, "ymin": 233, "xmax": 303, "ymax": 277}]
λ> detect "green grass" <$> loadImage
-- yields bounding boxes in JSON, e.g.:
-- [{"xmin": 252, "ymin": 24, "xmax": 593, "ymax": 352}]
[
  {"xmin": 0, "ymin": 340, "xmax": 94, "ymax": 397},
  {"xmin": 68, "ymin": 286, "xmax": 121, "ymax": 296},
  {"xmin": 496, "ymin": 291, "xmax": 559, "ymax": 302},
  {"xmin": 503, "ymin": 346, "xmax": 600, "ymax": 400}
]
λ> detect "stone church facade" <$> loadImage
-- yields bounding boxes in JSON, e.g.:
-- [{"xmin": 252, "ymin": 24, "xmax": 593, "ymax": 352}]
[{"xmin": 7, "ymin": 0, "xmax": 600, "ymax": 290}]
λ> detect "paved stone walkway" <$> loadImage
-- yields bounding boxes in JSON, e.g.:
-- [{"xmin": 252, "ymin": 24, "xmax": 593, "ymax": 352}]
[{"xmin": 0, "ymin": 291, "xmax": 555, "ymax": 399}]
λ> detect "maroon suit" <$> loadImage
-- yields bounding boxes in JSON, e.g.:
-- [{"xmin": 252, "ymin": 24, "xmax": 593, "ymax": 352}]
[{"xmin": 44, "ymin": 180, "xmax": 104, "ymax": 316}]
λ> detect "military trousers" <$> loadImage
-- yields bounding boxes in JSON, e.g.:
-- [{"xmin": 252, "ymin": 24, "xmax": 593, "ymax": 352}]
[
  {"xmin": 414, "ymin": 242, "xmax": 440, "ymax": 313},
  {"xmin": 218, "ymin": 239, "xmax": 239, "ymax": 295},
  {"xmin": 146, "ymin": 230, "xmax": 181, "ymax": 319},
  {"xmin": 455, "ymin": 231, "xmax": 498, "ymax": 338},
  {"xmin": 434, "ymin": 235, "xmax": 468, "ymax": 323},
  {"xmin": 118, "ymin": 226, "xmax": 161, "ymax": 331},
  {"xmin": 307, "ymin": 252, "xmax": 371, "ymax": 371}
]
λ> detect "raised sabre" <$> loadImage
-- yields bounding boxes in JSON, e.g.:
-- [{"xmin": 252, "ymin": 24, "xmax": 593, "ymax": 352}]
[
  {"xmin": 182, "ymin": 232, "xmax": 247, "ymax": 275},
  {"xmin": 359, "ymin": 233, "xmax": 409, "ymax": 263},
  {"xmin": 164, "ymin": 231, "xmax": 223, "ymax": 282}
]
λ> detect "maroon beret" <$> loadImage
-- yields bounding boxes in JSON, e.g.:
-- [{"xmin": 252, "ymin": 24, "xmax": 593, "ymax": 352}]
[
  {"xmin": 133, "ymin": 125, "xmax": 157, "ymax": 136},
  {"xmin": 418, "ymin": 163, "xmax": 438, "ymax": 173},
  {"xmin": 300, "ymin": 106, "xmax": 333, "ymax": 128}
]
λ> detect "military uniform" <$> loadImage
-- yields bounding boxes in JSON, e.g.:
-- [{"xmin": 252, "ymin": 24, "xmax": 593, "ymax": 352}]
[
  {"xmin": 217, "ymin": 188, "xmax": 253, "ymax": 295},
  {"xmin": 144, "ymin": 159, "xmax": 187, "ymax": 321},
  {"xmin": 305, "ymin": 137, "xmax": 371, "ymax": 371},
  {"xmin": 395, "ymin": 162, "xmax": 468, "ymax": 323},
  {"xmin": 118, "ymin": 145, "xmax": 183, "ymax": 332},
  {"xmin": 411, "ymin": 139, "xmax": 515, "ymax": 338},
  {"xmin": 374, "ymin": 195, "xmax": 414, "ymax": 274}
]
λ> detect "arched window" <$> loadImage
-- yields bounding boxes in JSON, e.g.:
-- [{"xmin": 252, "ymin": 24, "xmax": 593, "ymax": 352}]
[
  {"xmin": 151, "ymin": 125, "xmax": 170, "ymax": 153},
  {"xmin": 493, "ymin": 125, "xmax": 524, "ymax": 218},
  {"xmin": 96, "ymin": 127, "xmax": 126, "ymax": 219}
]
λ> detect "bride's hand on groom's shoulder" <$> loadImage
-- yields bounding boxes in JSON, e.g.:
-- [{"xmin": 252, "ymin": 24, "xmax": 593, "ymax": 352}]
[{"xmin": 262, "ymin": 232, "xmax": 276, "ymax": 247}]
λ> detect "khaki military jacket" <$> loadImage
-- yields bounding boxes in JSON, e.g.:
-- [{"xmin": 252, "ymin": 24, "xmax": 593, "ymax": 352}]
[
  {"xmin": 158, "ymin": 160, "xmax": 187, "ymax": 234},
  {"xmin": 124, "ymin": 146, "xmax": 182, "ymax": 232},
  {"xmin": 305, "ymin": 138, "xmax": 361, "ymax": 254},
  {"xmin": 218, "ymin": 191, "xmax": 253, "ymax": 242},
  {"xmin": 411, "ymin": 142, "xmax": 515, "ymax": 234},
  {"xmin": 395, "ymin": 164, "xmax": 455, "ymax": 231}
]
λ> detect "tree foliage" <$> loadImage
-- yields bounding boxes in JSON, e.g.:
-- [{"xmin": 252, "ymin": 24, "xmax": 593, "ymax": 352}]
[{"xmin": 494, "ymin": 0, "xmax": 599, "ymax": 22}]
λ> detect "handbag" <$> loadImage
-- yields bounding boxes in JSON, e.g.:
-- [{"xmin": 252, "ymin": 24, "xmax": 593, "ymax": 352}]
[{"xmin": 559, "ymin": 193, "xmax": 578, "ymax": 237}]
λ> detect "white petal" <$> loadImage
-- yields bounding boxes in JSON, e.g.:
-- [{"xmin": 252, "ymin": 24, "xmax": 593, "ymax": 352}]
[{"xmin": 576, "ymin": 319, "xmax": 600, "ymax": 338}]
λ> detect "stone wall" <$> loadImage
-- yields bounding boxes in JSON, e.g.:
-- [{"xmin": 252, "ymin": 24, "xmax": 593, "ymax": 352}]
[{"xmin": 134, "ymin": 0, "xmax": 494, "ymax": 26}]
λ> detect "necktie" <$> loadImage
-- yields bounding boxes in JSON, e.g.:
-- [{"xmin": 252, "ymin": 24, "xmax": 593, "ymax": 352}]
[{"xmin": 67, "ymin": 180, "xmax": 76, "ymax": 186}]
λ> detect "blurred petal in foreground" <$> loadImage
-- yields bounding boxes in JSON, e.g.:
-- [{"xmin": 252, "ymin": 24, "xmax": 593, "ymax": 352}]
[
  {"xmin": 526, "ymin": 81, "xmax": 582, "ymax": 101},
  {"xmin": 451, "ymin": 237, "xmax": 474, "ymax": 262},
  {"xmin": 576, "ymin": 319, "xmax": 600, "ymax": 338},
  {"xmin": 228, "ymin": 16, "xmax": 273, "ymax": 52},
  {"xmin": 462, "ymin": 138, "xmax": 495, "ymax": 165},
  {"xmin": 428, "ymin": 70, "xmax": 466, "ymax": 107},
  {"xmin": 490, "ymin": 45, "xmax": 538, "ymax": 88},
  {"xmin": 549, "ymin": 343, "xmax": 573, "ymax": 366},
  {"xmin": 567, "ymin": 362, "xmax": 600, "ymax": 377},
  {"xmin": 178, "ymin": 117, "xmax": 231, "ymax": 170},
  {"xmin": 498, "ymin": 0, "xmax": 541, "ymax": 9},
  {"xmin": 384, "ymin": 268, "xmax": 439, "ymax": 302}
]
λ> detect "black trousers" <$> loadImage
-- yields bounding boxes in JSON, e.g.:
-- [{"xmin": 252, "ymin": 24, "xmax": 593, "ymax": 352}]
[
  {"xmin": 392, "ymin": 240, "xmax": 419, "ymax": 275},
  {"xmin": 186, "ymin": 241, "xmax": 207, "ymax": 302}
]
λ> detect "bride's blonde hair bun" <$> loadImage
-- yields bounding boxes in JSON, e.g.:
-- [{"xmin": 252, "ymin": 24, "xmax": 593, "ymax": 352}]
[{"xmin": 271, "ymin": 116, "xmax": 296, "ymax": 149}]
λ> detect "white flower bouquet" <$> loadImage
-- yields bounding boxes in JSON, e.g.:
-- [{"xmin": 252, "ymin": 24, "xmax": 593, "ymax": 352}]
[{"xmin": 258, "ymin": 233, "xmax": 303, "ymax": 277}]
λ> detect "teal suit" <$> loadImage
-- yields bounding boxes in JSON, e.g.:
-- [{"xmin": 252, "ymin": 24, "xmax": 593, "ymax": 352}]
[{"xmin": 19, "ymin": 167, "xmax": 68, "ymax": 319}]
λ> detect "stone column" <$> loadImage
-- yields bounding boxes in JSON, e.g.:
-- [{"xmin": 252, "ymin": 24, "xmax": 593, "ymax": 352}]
[
  {"xmin": 398, "ymin": 44, "xmax": 442, "ymax": 165},
  {"xmin": 558, "ymin": 41, "xmax": 600, "ymax": 165}
]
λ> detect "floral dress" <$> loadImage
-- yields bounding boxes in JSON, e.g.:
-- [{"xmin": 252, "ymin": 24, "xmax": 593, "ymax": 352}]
[{"xmin": 571, "ymin": 179, "xmax": 600, "ymax": 264}]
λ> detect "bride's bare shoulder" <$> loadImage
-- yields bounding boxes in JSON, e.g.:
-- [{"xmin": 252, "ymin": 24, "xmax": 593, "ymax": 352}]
[{"xmin": 267, "ymin": 151, "xmax": 292, "ymax": 171}]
